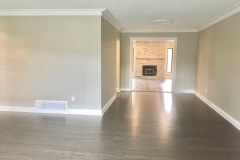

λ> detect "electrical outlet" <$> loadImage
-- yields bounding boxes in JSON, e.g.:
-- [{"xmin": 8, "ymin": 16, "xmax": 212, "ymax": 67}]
[
  {"xmin": 206, "ymin": 88, "xmax": 208, "ymax": 93},
  {"xmin": 71, "ymin": 96, "xmax": 76, "ymax": 101}
]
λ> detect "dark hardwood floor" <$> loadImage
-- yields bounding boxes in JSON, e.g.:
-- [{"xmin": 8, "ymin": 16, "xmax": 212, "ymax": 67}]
[{"xmin": 0, "ymin": 92, "xmax": 239, "ymax": 160}]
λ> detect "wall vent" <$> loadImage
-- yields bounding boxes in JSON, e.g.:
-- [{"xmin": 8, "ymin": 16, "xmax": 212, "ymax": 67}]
[{"xmin": 35, "ymin": 100, "xmax": 67, "ymax": 110}]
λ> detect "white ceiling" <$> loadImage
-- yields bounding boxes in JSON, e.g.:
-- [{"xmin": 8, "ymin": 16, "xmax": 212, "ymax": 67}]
[{"xmin": 1, "ymin": 0, "xmax": 240, "ymax": 32}]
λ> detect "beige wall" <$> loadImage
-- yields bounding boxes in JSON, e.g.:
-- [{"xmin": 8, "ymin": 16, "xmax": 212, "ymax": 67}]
[
  {"xmin": 101, "ymin": 17, "xmax": 120, "ymax": 108},
  {"xmin": 120, "ymin": 32, "xmax": 198, "ymax": 91},
  {"xmin": 0, "ymin": 16, "xmax": 102, "ymax": 109},
  {"xmin": 196, "ymin": 12, "xmax": 240, "ymax": 122}
]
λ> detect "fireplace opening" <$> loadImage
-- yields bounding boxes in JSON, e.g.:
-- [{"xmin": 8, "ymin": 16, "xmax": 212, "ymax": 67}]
[{"xmin": 142, "ymin": 65, "xmax": 157, "ymax": 76}]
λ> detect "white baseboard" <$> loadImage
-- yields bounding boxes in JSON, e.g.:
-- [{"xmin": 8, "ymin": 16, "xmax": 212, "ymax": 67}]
[
  {"xmin": 0, "ymin": 106, "xmax": 102, "ymax": 116},
  {"xmin": 121, "ymin": 88, "xmax": 131, "ymax": 92},
  {"xmin": 174, "ymin": 90, "xmax": 194, "ymax": 93},
  {"xmin": 102, "ymin": 93, "xmax": 117, "ymax": 115},
  {"xmin": 120, "ymin": 88, "xmax": 194, "ymax": 93},
  {"xmin": 194, "ymin": 91, "xmax": 240, "ymax": 131}
]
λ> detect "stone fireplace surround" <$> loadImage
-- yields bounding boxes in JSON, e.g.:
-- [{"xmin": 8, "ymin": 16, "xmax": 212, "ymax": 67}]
[{"xmin": 133, "ymin": 41, "xmax": 174, "ymax": 78}]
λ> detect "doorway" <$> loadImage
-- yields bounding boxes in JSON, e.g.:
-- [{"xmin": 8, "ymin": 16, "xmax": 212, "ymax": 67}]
[{"xmin": 130, "ymin": 37, "xmax": 177, "ymax": 92}]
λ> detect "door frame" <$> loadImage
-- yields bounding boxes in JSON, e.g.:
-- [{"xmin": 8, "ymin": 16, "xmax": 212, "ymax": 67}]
[
  {"xmin": 129, "ymin": 37, "xmax": 178, "ymax": 92},
  {"xmin": 116, "ymin": 38, "xmax": 120, "ymax": 92}
]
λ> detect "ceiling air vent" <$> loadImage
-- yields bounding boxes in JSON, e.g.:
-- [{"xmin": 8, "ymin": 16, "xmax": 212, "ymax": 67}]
[{"xmin": 35, "ymin": 100, "xmax": 67, "ymax": 110}]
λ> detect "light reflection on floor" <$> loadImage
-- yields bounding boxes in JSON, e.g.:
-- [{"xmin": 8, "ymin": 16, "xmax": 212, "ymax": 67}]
[
  {"xmin": 130, "ymin": 92, "xmax": 174, "ymax": 141},
  {"xmin": 132, "ymin": 77, "xmax": 172, "ymax": 92},
  {"xmin": 163, "ymin": 93, "xmax": 173, "ymax": 113}
]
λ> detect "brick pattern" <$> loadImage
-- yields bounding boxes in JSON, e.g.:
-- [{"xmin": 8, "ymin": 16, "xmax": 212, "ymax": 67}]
[{"xmin": 133, "ymin": 41, "xmax": 172, "ymax": 77}]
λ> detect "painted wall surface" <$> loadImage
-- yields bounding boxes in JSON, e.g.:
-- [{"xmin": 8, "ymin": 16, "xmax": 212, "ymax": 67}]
[
  {"xmin": 120, "ymin": 32, "xmax": 198, "ymax": 92},
  {"xmin": 101, "ymin": 17, "xmax": 120, "ymax": 108},
  {"xmin": 196, "ymin": 12, "xmax": 240, "ymax": 122},
  {"xmin": 0, "ymin": 16, "xmax": 101, "ymax": 109}
]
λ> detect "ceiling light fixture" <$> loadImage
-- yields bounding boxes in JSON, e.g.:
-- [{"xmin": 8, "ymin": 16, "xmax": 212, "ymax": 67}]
[{"xmin": 152, "ymin": 19, "xmax": 173, "ymax": 24}]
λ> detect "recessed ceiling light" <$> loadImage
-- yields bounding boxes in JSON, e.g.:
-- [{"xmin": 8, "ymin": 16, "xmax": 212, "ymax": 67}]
[{"xmin": 152, "ymin": 20, "xmax": 173, "ymax": 24}]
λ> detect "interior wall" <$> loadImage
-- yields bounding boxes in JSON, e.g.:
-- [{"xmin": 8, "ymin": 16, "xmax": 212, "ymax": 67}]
[
  {"xmin": 196, "ymin": 12, "xmax": 240, "ymax": 122},
  {"xmin": 0, "ymin": 16, "xmax": 102, "ymax": 109},
  {"xmin": 120, "ymin": 32, "xmax": 198, "ymax": 92},
  {"xmin": 101, "ymin": 17, "xmax": 120, "ymax": 108}
]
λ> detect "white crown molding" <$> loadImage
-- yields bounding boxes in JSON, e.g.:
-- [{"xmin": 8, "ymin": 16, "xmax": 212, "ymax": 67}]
[
  {"xmin": 102, "ymin": 9, "xmax": 122, "ymax": 31},
  {"xmin": 121, "ymin": 28, "xmax": 198, "ymax": 33},
  {"xmin": 0, "ymin": 8, "xmax": 122, "ymax": 31},
  {"xmin": 200, "ymin": 3, "xmax": 240, "ymax": 31},
  {"xmin": 0, "ymin": 9, "xmax": 106, "ymax": 16}
]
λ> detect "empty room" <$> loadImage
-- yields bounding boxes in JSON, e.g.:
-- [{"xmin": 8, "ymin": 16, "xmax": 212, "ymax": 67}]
[{"xmin": 0, "ymin": 0, "xmax": 240, "ymax": 160}]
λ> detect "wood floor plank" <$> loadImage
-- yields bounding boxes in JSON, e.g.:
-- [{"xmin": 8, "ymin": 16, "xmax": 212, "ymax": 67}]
[{"xmin": 0, "ymin": 92, "xmax": 239, "ymax": 160}]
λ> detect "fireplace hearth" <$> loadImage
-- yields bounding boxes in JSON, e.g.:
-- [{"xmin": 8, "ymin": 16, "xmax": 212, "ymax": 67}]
[{"xmin": 142, "ymin": 65, "xmax": 157, "ymax": 76}]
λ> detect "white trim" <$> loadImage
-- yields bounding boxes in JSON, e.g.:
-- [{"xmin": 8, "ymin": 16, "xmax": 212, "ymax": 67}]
[
  {"xmin": 121, "ymin": 88, "xmax": 131, "ymax": 92},
  {"xmin": 121, "ymin": 29, "xmax": 198, "ymax": 33},
  {"xmin": 174, "ymin": 90, "xmax": 194, "ymax": 93},
  {"xmin": 171, "ymin": 39, "xmax": 177, "ymax": 93},
  {"xmin": 0, "ymin": 9, "xmax": 106, "ymax": 16},
  {"xmin": 116, "ymin": 88, "xmax": 121, "ymax": 92},
  {"xmin": 0, "ymin": 8, "xmax": 123, "ymax": 31},
  {"xmin": 130, "ymin": 38, "xmax": 134, "ymax": 90},
  {"xmin": 0, "ymin": 106, "xmax": 102, "ymax": 116},
  {"xmin": 200, "ymin": 4, "xmax": 240, "ymax": 31},
  {"xmin": 102, "ymin": 9, "xmax": 122, "ymax": 31},
  {"xmin": 194, "ymin": 91, "xmax": 240, "ymax": 131},
  {"xmin": 129, "ymin": 37, "xmax": 178, "ymax": 92},
  {"xmin": 102, "ymin": 93, "xmax": 117, "ymax": 115}
]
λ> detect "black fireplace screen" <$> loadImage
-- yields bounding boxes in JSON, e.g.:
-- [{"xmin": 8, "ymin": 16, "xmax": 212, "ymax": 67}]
[{"xmin": 142, "ymin": 65, "xmax": 157, "ymax": 76}]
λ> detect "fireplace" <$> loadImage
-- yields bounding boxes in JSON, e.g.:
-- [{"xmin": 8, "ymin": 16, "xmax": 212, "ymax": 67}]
[{"xmin": 142, "ymin": 65, "xmax": 157, "ymax": 76}]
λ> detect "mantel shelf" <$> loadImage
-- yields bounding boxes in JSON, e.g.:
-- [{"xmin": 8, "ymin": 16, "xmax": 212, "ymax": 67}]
[{"xmin": 136, "ymin": 57, "xmax": 165, "ymax": 60}]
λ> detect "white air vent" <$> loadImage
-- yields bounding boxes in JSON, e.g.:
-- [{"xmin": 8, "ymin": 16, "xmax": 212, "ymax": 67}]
[{"xmin": 35, "ymin": 100, "xmax": 67, "ymax": 110}]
